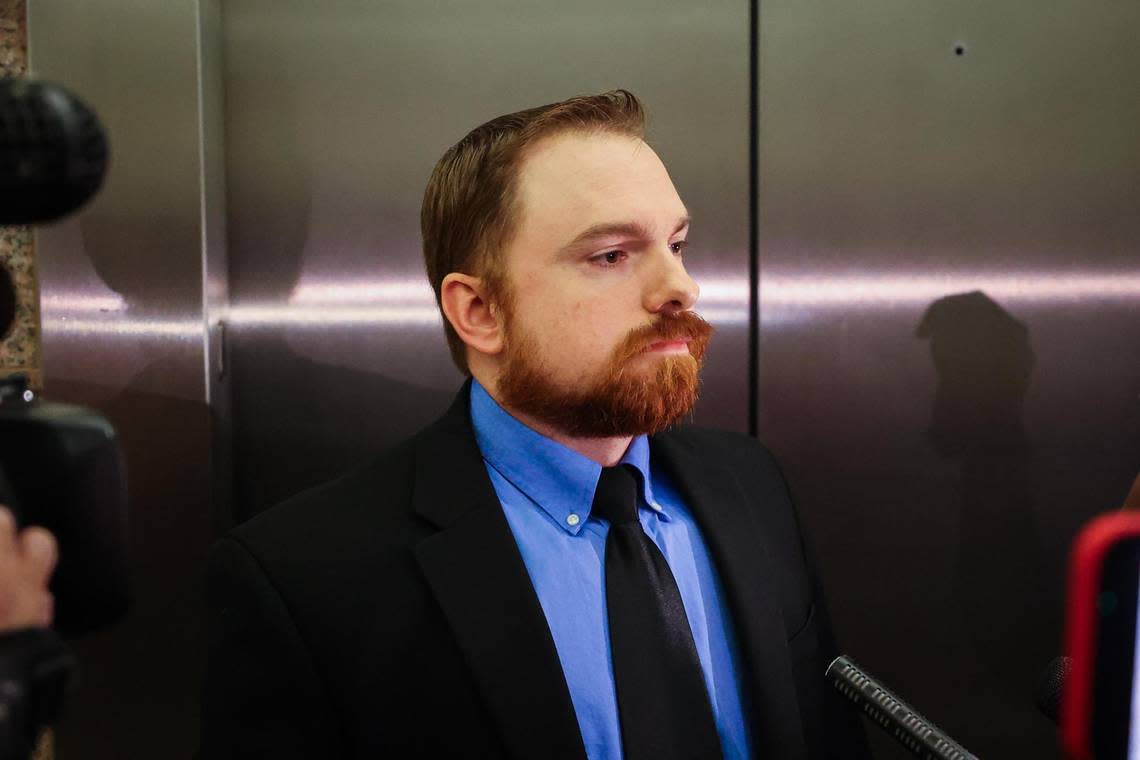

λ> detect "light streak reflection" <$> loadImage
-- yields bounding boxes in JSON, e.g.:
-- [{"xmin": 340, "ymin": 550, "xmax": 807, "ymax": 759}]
[
  {"xmin": 39, "ymin": 293, "xmax": 126, "ymax": 312},
  {"xmin": 758, "ymin": 272, "xmax": 1140, "ymax": 308},
  {"xmin": 37, "ymin": 271, "xmax": 1140, "ymax": 338},
  {"xmin": 41, "ymin": 317, "xmax": 203, "ymax": 339}
]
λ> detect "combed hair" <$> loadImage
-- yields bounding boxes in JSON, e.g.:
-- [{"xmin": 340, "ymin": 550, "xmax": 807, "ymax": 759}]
[{"xmin": 420, "ymin": 90, "xmax": 646, "ymax": 374}]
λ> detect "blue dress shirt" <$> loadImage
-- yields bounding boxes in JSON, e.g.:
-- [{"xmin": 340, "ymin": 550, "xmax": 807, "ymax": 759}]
[{"xmin": 469, "ymin": 381, "xmax": 754, "ymax": 760}]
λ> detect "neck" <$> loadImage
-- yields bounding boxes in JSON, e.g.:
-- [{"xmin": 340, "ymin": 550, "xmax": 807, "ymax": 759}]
[
  {"xmin": 473, "ymin": 371, "xmax": 633, "ymax": 467},
  {"xmin": 505, "ymin": 407, "xmax": 633, "ymax": 467}
]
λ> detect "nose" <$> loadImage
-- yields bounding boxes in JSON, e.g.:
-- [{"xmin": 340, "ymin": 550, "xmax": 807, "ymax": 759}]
[{"xmin": 643, "ymin": 246, "xmax": 699, "ymax": 315}]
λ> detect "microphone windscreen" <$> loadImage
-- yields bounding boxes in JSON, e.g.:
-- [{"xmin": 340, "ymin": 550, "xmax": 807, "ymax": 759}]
[{"xmin": 0, "ymin": 78, "xmax": 109, "ymax": 225}]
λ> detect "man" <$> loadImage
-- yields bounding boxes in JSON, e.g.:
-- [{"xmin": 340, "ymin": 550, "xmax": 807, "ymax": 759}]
[{"xmin": 200, "ymin": 91, "xmax": 869, "ymax": 759}]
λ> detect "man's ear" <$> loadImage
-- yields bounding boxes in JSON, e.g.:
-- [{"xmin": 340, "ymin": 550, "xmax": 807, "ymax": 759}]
[{"xmin": 440, "ymin": 273, "xmax": 505, "ymax": 356}]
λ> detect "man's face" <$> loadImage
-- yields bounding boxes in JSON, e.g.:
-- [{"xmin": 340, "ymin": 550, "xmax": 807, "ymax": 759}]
[{"xmin": 492, "ymin": 131, "xmax": 712, "ymax": 437}]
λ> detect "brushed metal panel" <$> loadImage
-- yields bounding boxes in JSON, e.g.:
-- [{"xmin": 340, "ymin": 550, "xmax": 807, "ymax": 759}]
[
  {"xmin": 758, "ymin": 3, "xmax": 1140, "ymax": 758},
  {"xmin": 29, "ymin": 1, "xmax": 222, "ymax": 756},
  {"xmin": 222, "ymin": 0, "xmax": 751, "ymax": 521}
]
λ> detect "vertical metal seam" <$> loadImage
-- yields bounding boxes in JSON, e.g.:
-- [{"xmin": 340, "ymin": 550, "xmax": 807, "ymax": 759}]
[
  {"xmin": 748, "ymin": 0, "xmax": 760, "ymax": 438},
  {"xmin": 195, "ymin": 0, "xmax": 212, "ymax": 406}
]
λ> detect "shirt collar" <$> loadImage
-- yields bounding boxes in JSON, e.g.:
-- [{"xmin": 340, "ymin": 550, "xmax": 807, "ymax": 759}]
[{"xmin": 469, "ymin": 380, "xmax": 667, "ymax": 535}]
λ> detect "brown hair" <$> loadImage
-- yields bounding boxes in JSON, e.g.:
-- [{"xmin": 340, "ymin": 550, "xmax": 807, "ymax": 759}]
[{"xmin": 420, "ymin": 89, "xmax": 646, "ymax": 374}]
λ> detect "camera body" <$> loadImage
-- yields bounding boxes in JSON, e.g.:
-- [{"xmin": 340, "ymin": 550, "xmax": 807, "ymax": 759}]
[
  {"xmin": 0, "ymin": 375, "xmax": 130, "ymax": 757},
  {"xmin": 0, "ymin": 376, "xmax": 130, "ymax": 637}
]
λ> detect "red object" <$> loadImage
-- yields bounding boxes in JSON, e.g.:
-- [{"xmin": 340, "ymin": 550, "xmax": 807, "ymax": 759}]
[{"xmin": 1063, "ymin": 512, "xmax": 1140, "ymax": 760}]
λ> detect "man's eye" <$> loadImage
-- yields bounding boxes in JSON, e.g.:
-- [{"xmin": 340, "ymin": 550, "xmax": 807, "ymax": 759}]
[
  {"xmin": 670, "ymin": 240, "xmax": 688, "ymax": 255},
  {"xmin": 594, "ymin": 250, "xmax": 625, "ymax": 265}
]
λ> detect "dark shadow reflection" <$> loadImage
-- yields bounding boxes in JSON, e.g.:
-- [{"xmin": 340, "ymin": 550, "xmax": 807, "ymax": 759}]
[
  {"xmin": 46, "ymin": 202, "xmax": 214, "ymax": 758},
  {"xmin": 917, "ymin": 290, "xmax": 1054, "ymax": 689},
  {"xmin": 225, "ymin": 111, "xmax": 452, "ymax": 523}
]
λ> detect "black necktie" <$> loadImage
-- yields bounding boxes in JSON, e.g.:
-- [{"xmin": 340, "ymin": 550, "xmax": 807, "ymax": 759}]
[{"xmin": 592, "ymin": 465, "xmax": 723, "ymax": 760}]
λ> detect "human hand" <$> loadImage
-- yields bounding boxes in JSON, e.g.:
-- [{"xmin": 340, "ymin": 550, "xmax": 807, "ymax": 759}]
[{"xmin": 0, "ymin": 506, "xmax": 57, "ymax": 631}]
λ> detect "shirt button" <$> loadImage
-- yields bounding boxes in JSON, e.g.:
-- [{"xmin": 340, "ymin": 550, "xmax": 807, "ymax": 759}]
[{"xmin": 566, "ymin": 513, "xmax": 581, "ymax": 527}]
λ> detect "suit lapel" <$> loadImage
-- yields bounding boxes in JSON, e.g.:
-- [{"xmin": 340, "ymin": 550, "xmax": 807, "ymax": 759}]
[
  {"xmin": 411, "ymin": 389, "xmax": 587, "ymax": 760},
  {"xmin": 652, "ymin": 433, "xmax": 809, "ymax": 759}
]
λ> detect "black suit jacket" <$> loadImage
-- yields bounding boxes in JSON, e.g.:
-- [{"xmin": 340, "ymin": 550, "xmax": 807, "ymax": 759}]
[{"xmin": 200, "ymin": 387, "xmax": 870, "ymax": 759}]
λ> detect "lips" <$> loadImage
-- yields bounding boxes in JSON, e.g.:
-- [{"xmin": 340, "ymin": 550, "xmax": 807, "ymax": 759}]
[
  {"xmin": 615, "ymin": 311, "xmax": 713, "ymax": 365},
  {"xmin": 646, "ymin": 339, "xmax": 690, "ymax": 352}
]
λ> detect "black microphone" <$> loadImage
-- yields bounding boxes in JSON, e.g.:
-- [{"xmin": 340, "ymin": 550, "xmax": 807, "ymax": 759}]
[
  {"xmin": 0, "ymin": 78, "xmax": 109, "ymax": 225},
  {"xmin": 827, "ymin": 655, "xmax": 979, "ymax": 760}
]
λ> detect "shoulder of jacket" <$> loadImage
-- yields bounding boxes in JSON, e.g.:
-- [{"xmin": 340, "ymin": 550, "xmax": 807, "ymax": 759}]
[
  {"xmin": 224, "ymin": 435, "xmax": 420, "ymax": 556},
  {"xmin": 660, "ymin": 424, "xmax": 776, "ymax": 459}
]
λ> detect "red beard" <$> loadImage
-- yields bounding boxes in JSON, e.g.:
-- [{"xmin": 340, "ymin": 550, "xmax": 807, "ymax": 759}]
[{"xmin": 497, "ymin": 310, "xmax": 714, "ymax": 437}]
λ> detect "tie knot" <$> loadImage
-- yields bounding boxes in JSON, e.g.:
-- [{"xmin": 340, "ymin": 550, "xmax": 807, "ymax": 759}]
[{"xmin": 592, "ymin": 465, "xmax": 640, "ymax": 525}]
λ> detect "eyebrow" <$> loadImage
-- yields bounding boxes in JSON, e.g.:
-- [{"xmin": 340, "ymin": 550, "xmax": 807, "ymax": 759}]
[{"xmin": 559, "ymin": 214, "xmax": 691, "ymax": 254}]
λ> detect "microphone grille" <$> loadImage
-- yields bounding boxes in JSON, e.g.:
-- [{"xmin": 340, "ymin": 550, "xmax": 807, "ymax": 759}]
[{"xmin": 1034, "ymin": 656, "xmax": 1071, "ymax": 724}]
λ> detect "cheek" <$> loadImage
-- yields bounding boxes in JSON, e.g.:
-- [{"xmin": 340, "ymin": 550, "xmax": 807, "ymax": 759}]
[
  {"xmin": 513, "ymin": 276, "xmax": 633, "ymax": 363},
  {"xmin": 532, "ymin": 309, "xmax": 615, "ymax": 372}
]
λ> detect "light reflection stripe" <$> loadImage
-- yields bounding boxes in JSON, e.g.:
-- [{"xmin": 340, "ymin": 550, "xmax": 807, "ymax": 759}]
[
  {"xmin": 289, "ymin": 280, "xmax": 435, "ymax": 303},
  {"xmin": 759, "ymin": 273, "xmax": 1140, "ymax": 307},
  {"xmin": 227, "ymin": 304, "xmax": 444, "ymax": 326},
  {"xmin": 286, "ymin": 272, "xmax": 1140, "ymax": 308},
  {"xmin": 286, "ymin": 278, "xmax": 751, "ymax": 304},
  {"xmin": 39, "ymin": 307, "xmax": 744, "ymax": 336},
  {"xmin": 39, "ymin": 293, "xmax": 126, "ymax": 311},
  {"xmin": 37, "ymin": 271, "xmax": 1140, "ymax": 337},
  {"xmin": 40, "ymin": 317, "xmax": 204, "ymax": 338}
]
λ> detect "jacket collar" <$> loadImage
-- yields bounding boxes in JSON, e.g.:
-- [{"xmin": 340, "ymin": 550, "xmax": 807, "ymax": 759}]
[
  {"xmin": 650, "ymin": 432, "xmax": 808, "ymax": 758},
  {"xmin": 410, "ymin": 382, "xmax": 588, "ymax": 760}
]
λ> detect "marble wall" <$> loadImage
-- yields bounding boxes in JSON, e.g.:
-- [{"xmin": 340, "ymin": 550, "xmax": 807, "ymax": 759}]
[{"xmin": 0, "ymin": 0, "xmax": 39, "ymax": 390}]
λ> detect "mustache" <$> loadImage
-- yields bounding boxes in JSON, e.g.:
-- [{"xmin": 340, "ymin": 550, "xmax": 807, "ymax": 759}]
[{"xmin": 614, "ymin": 311, "xmax": 714, "ymax": 362}]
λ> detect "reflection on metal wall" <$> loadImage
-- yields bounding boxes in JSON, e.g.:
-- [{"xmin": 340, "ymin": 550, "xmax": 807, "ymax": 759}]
[
  {"xmin": 28, "ymin": 1, "xmax": 1139, "ymax": 756},
  {"xmin": 221, "ymin": 0, "xmax": 751, "ymax": 523},
  {"xmin": 758, "ymin": 3, "xmax": 1140, "ymax": 758},
  {"xmin": 30, "ymin": 0, "xmax": 225, "ymax": 756}
]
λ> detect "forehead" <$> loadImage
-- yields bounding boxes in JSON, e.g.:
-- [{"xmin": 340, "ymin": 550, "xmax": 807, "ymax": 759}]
[{"xmin": 512, "ymin": 132, "xmax": 685, "ymax": 243}]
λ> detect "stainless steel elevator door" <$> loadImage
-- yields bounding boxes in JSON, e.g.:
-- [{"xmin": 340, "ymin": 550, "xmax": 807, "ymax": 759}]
[
  {"xmin": 758, "ymin": 3, "xmax": 1140, "ymax": 758},
  {"xmin": 222, "ymin": 1, "xmax": 752, "ymax": 523}
]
